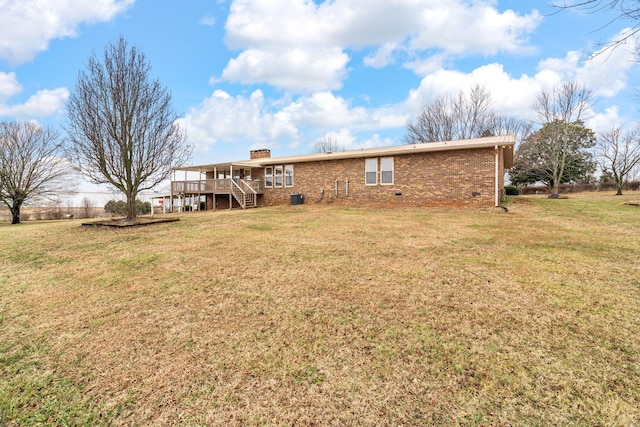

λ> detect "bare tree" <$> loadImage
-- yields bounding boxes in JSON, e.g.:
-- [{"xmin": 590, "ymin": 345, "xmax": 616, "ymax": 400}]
[
  {"xmin": 313, "ymin": 135, "xmax": 344, "ymax": 153},
  {"xmin": 597, "ymin": 125, "xmax": 640, "ymax": 195},
  {"xmin": 66, "ymin": 37, "xmax": 191, "ymax": 221},
  {"xmin": 81, "ymin": 197, "xmax": 95, "ymax": 218},
  {"xmin": 533, "ymin": 81, "xmax": 591, "ymax": 124},
  {"xmin": 405, "ymin": 84, "xmax": 526, "ymax": 144},
  {"xmin": 0, "ymin": 121, "xmax": 70, "ymax": 224},
  {"xmin": 531, "ymin": 82, "xmax": 593, "ymax": 196}
]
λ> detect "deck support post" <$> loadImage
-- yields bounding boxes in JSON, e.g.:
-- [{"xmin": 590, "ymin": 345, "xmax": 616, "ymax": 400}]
[{"xmin": 170, "ymin": 170, "xmax": 174, "ymax": 213}]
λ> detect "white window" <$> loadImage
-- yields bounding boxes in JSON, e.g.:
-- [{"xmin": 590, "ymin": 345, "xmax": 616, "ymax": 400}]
[
  {"xmin": 380, "ymin": 157, "xmax": 394, "ymax": 185},
  {"xmin": 284, "ymin": 164, "xmax": 294, "ymax": 187},
  {"xmin": 365, "ymin": 158, "xmax": 378, "ymax": 185},
  {"xmin": 265, "ymin": 167, "xmax": 273, "ymax": 188},
  {"xmin": 274, "ymin": 165, "xmax": 283, "ymax": 188}
]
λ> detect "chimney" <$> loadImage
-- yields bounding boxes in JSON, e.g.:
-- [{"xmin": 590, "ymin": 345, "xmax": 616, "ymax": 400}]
[{"xmin": 250, "ymin": 149, "xmax": 271, "ymax": 159}]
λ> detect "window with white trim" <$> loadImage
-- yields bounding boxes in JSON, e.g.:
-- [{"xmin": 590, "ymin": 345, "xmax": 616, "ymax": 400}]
[
  {"xmin": 365, "ymin": 158, "xmax": 378, "ymax": 185},
  {"xmin": 265, "ymin": 167, "xmax": 273, "ymax": 188},
  {"xmin": 274, "ymin": 165, "xmax": 283, "ymax": 188},
  {"xmin": 284, "ymin": 164, "xmax": 294, "ymax": 187},
  {"xmin": 380, "ymin": 157, "xmax": 394, "ymax": 185}
]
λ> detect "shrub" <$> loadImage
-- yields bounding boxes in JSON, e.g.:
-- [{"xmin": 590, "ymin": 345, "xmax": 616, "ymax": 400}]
[
  {"xmin": 105, "ymin": 199, "xmax": 152, "ymax": 216},
  {"xmin": 505, "ymin": 185, "xmax": 520, "ymax": 196},
  {"xmin": 105, "ymin": 200, "xmax": 127, "ymax": 216},
  {"xmin": 140, "ymin": 201, "xmax": 152, "ymax": 214}
]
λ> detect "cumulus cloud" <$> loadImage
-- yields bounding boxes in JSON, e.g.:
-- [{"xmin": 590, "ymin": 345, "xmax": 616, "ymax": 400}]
[
  {"xmin": 313, "ymin": 129, "xmax": 395, "ymax": 151},
  {"xmin": 181, "ymin": 88, "xmax": 408, "ymax": 155},
  {"xmin": 364, "ymin": 43, "xmax": 399, "ymax": 69},
  {"xmin": 0, "ymin": 88, "xmax": 70, "ymax": 117},
  {"xmin": 0, "ymin": 72, "xmax": 69, "ymax": 118},
  {"xmin": 220, "ymin": 0, "xmax": 541, "ymax": 92},
  {"xmin": 585, "ymin": 106, "xmax": 626, "ymax": 134},
  {"xmin": 0, "ymin": 72, "xmax": 22, "ymax": 103},
  {"xmin": 0, "ymin": 0, "xmax": 135, "ymax": 65},
  {"xmin": 405, "ymin": 36, "xmax": 638, "ymax": 125},
  {"xmin": 179, "ymin": 89, "xmax": 299, "ymax": 151},
  {"xmin": 221, "ymin": 47, "xmax": 349, "ymax": 92},
  {"xmin": 408, "ymin": 4, "xmax": 540, "ymax": 55},
  {"xmin": 536, "ymin": 29, "xmax": 638, "ymax": 98}
]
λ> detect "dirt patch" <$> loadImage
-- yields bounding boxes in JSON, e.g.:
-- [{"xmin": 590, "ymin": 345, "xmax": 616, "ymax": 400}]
[
  {"xmin": 81, "ymin": 217, "xmax": 179, "ymax": 228},
  {"xmin": 624, "ymin": 201, "xmax": 640, "ymax": 207}
]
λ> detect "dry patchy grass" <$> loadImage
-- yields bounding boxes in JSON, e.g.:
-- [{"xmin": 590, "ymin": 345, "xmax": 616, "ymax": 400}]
[{"xmin": 1, "ymin": 193, "xmax": 639, "ymax": 426}]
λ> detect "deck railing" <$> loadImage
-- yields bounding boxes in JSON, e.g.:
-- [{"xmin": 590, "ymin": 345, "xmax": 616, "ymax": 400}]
[{"xmin": 171, "ymin": 179, "xmax": 264, "ymax": 194}]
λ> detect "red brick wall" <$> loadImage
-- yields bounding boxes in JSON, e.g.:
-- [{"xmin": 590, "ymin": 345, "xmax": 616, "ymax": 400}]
[{"xmin": 259, "ymin": 147, "xmax": 503, "ymax": 208}]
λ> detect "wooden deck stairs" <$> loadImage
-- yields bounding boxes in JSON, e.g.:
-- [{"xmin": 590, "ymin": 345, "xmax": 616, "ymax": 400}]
[{"xmin": 231, "ymin": 179, "xmax": 258, "ymax": 209}]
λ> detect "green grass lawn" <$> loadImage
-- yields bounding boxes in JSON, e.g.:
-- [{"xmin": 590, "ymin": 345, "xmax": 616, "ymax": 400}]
[{"xmin": 1, "ymin": 193, "xmax": 639, "ymax": 426}]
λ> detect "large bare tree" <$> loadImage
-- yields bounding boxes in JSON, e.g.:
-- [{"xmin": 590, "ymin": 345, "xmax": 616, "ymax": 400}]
[
  {"xmin": 405, "ymin": 84, "xmax": 529, "ymax": 144},
  {"xmin": 0, "ymin": 121, "xmax": 70, "ymax": 224},
  {"xmin": 531, "ymin": 81, "xmax": 593, "ymax": 196},
  {"xmin": 66, "ymin": 37, "xmax": 190, "ymax": 220},
  {"xmin": 597, "ymin": 125, "xmax": 640, "ymax": 194}
]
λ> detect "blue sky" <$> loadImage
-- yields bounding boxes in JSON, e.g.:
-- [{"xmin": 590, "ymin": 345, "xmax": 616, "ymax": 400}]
[{"xmin": 1, "ymin": 0, "xmax": 638, "ymax": 171}]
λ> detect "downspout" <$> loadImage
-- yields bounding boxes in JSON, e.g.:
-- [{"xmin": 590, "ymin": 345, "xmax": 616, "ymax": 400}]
[{"xmin": 494, "ymin": 146, "xmax": 500, "ymax": 207}]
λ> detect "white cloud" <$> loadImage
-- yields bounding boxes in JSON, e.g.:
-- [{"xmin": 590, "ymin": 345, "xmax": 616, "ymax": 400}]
[
  {"xmin": 403, "ymin": 53, "xmax": 450, "ymax": 76},
  {"xmin": 0, "ymin": 71, "xmax": 69, "ymax": 118},
  {"xmin": 0, "ymin": 88, "xmax": 70, "ymax": 117},
  {"xmin": 364, "ymin": 43, "xmax": 399, "ymax": 69},
  {"xmin": 408, "ymin": 4, "xmax": 540, "ymax": 55},
  {"xmin": 310, "ymin": 129, "xmax": 395, "ymax": 151},
  {"xmin": 220, "ymin": 47, "xmax": 349, "ymax": 92},
  {"xmin": 221, "ymin": 0, "xmax": 541, "ymax": 92},
  {"xmin": 281, "ymin": 92, "xmax": 369, "ymax": 128},
  {"xmin": 181, "ymin": 88, "xmax": 407, "ymax": 155},
  {"xmin": 585, "ymin": 105, "xmax": 626, "ymax": 134},
  {"xmin": 537, "ymin": 29, "xmax": 638, "ymax": 98},
  {"xmin": 0, "ymin": 72, "xmax": 22, "ymax": 103},
  {"xmin": 225, "ymin": 0, "xmax": 539, "ymax": 54},
  {"xmin": 179, "ymin": 89, "xmax": 299, "ymax": 152},
  {"xmin": 0, "ymin": 0, "xmax": 135, "ymax": 65},
  {"xmin": 404, "ymin": 35, "xmax": 638, "ymax": 126}
]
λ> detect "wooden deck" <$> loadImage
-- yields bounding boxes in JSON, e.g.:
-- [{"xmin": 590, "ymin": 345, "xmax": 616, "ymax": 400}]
[
  {"xmin": 171, "ymin": 179, "xmax": 264, "ymax": 209},
  {"xmin": 171, "ymin": 179, "xmax": 264, "ymax": 195}
]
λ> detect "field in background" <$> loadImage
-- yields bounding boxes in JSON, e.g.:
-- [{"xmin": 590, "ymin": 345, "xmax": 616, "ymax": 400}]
[
  {"xmin": 1, "ymin": 193, "xmax": 639, "ymax": 425},
  {"xmin": 0, "ymin": 206, "xmax": 111, "ymax": 222}
]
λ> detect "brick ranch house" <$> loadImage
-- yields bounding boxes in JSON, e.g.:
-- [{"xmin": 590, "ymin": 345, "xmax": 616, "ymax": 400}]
[{"xmin": 168, "ymin": 135, "xmax": 515, "ymax": 211}]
